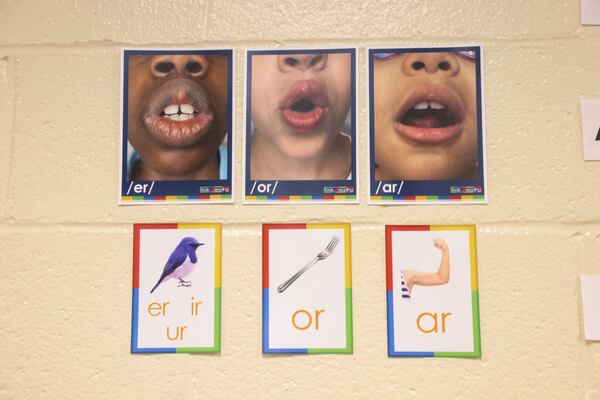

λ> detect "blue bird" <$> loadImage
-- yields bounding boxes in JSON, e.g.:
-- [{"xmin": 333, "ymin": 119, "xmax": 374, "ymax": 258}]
[{"xmin": 150, "ymin": 237, "xmax": 204, "ymax": 294}]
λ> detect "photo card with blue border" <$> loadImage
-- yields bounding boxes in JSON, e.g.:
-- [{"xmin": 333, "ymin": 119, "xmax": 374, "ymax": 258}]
[
  {"xmin": 120, "ymin": 49, "xmax": 234, "ymax": 204},
  {"xmin": 368, "ymin": 46, "xmax": 487, "ymax": 204},
  {"xmin": 244, "ymin": 48, "xmax": 358, "ymax": 204}
]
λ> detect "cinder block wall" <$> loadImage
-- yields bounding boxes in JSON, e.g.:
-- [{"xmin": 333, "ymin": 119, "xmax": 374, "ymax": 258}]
[{"xmin": 1, "ymin": 1, "xmax": 599, "ymax": 399}]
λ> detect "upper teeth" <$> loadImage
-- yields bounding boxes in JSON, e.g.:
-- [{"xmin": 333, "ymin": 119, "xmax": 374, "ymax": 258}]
[
  {"xmin": 413, "ymin": 101, "xmax": 445, "ymax": 110},
  {"xmin": 162, "ymin": 103, "xmax": 196, "ymax": 121}
]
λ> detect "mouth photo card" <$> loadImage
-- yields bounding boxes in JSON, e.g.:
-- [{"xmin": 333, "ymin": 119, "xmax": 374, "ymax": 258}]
[
  {"xmin": 262, "ymin": 223, "xmax": 353, "ymax": 353},
  {"xmin": 120, "ymin": 49, "xmax": 234, "ymax": 204},
  {"xmin": 131, "ymin": 223, "xmax": 222, "ymax": 353},
  {"xmin": 385, "ymin": 225, "xmax": 481, "ymax": 357},
  {"xmin": 244, "ymin": 48, "xmax": 358, "ymax": 204},
  {"xmin": 368, "ymin": 46, "xmax": 487, "ymax": 204}
]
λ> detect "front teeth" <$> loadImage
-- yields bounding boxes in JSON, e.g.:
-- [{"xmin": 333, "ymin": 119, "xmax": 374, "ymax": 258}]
[
  {"xmin": 162, "ymin": 103, "xmax": 197, "ymax": 121},
  {"xmin": 180, "ymin": 104, "xmax": 194, "ymax": 114},
  {"xmin": 163, "ymin": 104, "xmax": 180, "ymax": 115},
  {"xmin": 413, "ymin": 101, "xmax": 445, "ymax": 110}
]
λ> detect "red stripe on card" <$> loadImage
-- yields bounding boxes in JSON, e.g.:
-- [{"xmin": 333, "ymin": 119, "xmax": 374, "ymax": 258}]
[
  {"xmin": 132, "ymin": 224, "xmax": 177, "ymax": 289},
  {"xmin": 262, "ymin": 224, "xmax": 306, "ymax": 289},
  {"xmin": 385, "ymin": 226, "xmax": 394, "ymax": 291},
  {"xmin": 262, "ymin": 225, "xmax": 270, "ymax": 288},
  {"xmin": 135, "ymin": 223, "xmax": 178, "ymax": 230},
  {"xmin": 133, "ymin": 224, "xmax": 141, "ymax": 289},
  {"xmin": 264, "ymin": 224, "xmax": 306, "ymax": 230},
  {"xmin": 388, "ymin": 225, "xmax": 430, "ymax": 231}
]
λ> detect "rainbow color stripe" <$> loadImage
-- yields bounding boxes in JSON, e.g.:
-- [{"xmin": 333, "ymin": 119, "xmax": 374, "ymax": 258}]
[
  {"xmin": 385, "ymin": 225, "xmax": 481, "ymax": 358},
  {"xmin": 131, "ymin": 223, "xmax": 222, "ymax": 353},
  {"xmin": 247, "ymin": 195, "xmax": 356, "ymax": 202},
  {"xmin": 122, "ymin": 194, "xmax": 231, "ymax": 202},
  {"xmin": 262, "ymin": 223, "xmax": 353, "ymax": 354},
  {"xmin": 372, "ymin": 195, "xmax": 485, "ymax": 202}
]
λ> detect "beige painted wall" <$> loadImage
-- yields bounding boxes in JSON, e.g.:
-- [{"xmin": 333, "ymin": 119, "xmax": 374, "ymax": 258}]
[{"xmin": 1, "ymin": 1, "xmax": 599, "ymax": 399}]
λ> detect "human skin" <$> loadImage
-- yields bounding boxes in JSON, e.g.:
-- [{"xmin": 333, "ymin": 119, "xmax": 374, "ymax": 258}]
[
  {"xmin": 403, "ymin": 238, "xmax": 450, "ymax": 292},
  {"xmin": 250, "ymin": 52, "xmax": 351, "ymax": 180},
  {"xmin": 127, "ymin": 54, "xmax": 229, "ymax": 180},
  {"xmin": 374, "ymin": 51, "xmax": 478, "ymax": 181}
]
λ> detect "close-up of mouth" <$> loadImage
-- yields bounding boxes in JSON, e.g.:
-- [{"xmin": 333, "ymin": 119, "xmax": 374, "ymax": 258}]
[
  {"xmin": 142, "ymin": 78, "xmax": 214, "ymax": 147},
  {"xmin": 394, "ymin": 85, "xmax": 465, "ymax": 145},
  {"xmin": 279, "ymin": 79, "xmax": 329, "ymax": 131}
]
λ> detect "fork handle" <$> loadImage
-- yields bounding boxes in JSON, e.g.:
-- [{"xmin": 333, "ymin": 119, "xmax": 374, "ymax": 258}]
[{"xmin": 277, "ymin": 257, "xmax": 320, "ymax": 293}]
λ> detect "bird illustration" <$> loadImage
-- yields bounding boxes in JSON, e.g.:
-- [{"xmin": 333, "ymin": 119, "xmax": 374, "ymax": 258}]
[{"xmin": 150, "ymin": 237, "xmax": 204, "ymax": 294}]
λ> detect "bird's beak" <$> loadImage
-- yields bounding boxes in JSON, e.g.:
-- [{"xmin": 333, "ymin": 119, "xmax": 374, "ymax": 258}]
[{"xmin": 196, "ymin": 243, "xmax": 204, "ymax": 247}]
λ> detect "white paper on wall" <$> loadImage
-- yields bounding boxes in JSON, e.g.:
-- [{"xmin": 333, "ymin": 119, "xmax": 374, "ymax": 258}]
[
  {"xmin": 581, "ymin": 275, "xmax": 600, "ymax": 341},
  {"xmin": 581, "ymin": 0, "xmax": 600, "ymax": 24},
  {"xmin": 581, "ymin": 99, "xmax": 600, "ymax": 161}
]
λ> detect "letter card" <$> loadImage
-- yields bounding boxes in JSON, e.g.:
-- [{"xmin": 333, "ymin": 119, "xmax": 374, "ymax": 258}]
[
  {"xmin": 385, "ymin": 225, "xmax": 481, "ymax": 357},
  {"xmin": 262, "ymin": 223, "xmax": 353, "ymax": 353},
  {"xmin": 581, "ymin": 99, "xmax": 600, "ymax": 160},
  {"xmin": 131, "ymin": 223, "xmax": 221, "ymax": 353}
]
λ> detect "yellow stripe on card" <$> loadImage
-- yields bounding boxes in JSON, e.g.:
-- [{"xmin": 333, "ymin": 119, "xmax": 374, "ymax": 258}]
[
  {"xmin": 468, "ymin": 227, "xmax": 478, "ymax": 291},
  {"xmin": 431, "ymin": 225, "xmax": 478, "ymax": 290},
  {"xmin": 307, "ymin": 224, "xmax": 352, "ymax": 288},
  {"xmin": 214, "ymin": 224, "xmax": 222, "ymax": 288},
  {"xmin": 177, "ymin": 224, "xmax": 222, "ymax": 288}
]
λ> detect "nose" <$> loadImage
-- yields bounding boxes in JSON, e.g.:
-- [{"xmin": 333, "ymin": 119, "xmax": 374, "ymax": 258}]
[
  {"xmin": 150, "ymin": 54, "xmax": 209, "ymax": 78},
  {"xmin": 402, "ymin": 52, "xmax": 459, "ymax": 77},
  {"xmin": 277, "ymin": 53, "xmax": 328, "ymax": 73}
]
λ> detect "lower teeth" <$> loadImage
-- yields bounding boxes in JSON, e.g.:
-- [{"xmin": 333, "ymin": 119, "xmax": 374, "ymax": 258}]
[{"xmin": 166, "ymin": 114, "xmax": 194, "ymax": 121}]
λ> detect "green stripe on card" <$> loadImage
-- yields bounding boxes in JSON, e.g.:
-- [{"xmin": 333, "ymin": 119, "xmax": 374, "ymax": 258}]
[
  {"xmin": 434, "ymin": 291, "xmax": 481, "ymax": 358},
  {"xmin": 306, "ymin": 288, "xmax": 353, "ymax": 354},
  {"xmin": 214, "ymin": 287, "xmax": 221, "ymax": 352}
]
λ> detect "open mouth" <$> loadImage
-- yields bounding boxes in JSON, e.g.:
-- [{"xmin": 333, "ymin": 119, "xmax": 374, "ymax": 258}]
[
  {"xmin": 280, "ymin": 80, "xmax": 328, "ymax": 131},
  {"xmin": 394, "ymin": 85, "xmax": 464, "ymax": 145},
  {"xmin": 142, "ymin": 78, "xmax": 214, "ymax": 147}
]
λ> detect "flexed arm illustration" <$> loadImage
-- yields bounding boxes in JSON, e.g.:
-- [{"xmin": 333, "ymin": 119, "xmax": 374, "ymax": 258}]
[{"xmin": 401, "ymin": 238, "xmax": 450, "ymax": 298}]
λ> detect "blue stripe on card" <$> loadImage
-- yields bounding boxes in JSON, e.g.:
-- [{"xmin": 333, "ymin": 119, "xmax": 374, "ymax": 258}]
[
  {"xmin": 130, "ymin": 288, "xmax": 176, "ymax": 354},
  {"xmin": 386, "ymin": 290, "xmax": 395, "ymax": 356}
]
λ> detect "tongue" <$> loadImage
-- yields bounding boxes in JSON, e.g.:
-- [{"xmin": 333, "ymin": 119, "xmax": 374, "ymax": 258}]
[
  {"xmin": 404, "ymin": 114, "xmax": 443, "ymax": 128},
  {"xmin": 402, "ymin": 109, "xmax": 455, "ymax": 128}
]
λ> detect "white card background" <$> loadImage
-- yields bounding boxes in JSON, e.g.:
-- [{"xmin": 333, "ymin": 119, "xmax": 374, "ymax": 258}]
[
  {"xmin": 581, "ymin": 275, "xmax": 600, "ymax": 341},
  {"xmin": 137, "ymin": 228, "xmax": 216, "ymax": 348},
  {"xmin": 581, "ymin": 0, "xmax": 600, "ymax": 24},
  {"xmin": 581, "ymin": 99, "xmax": 600, "ymax": 160},
  {"xmin": 392, "ymin": 230, "xmax": 474, "ymax": 353},
  {"xmin": 268, "ymin": 228, "xmax": 347, "ymax": 349}
]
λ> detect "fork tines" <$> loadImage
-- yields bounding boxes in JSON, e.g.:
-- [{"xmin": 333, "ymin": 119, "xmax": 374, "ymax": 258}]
[{"xmin": 326, "ymin": 236, "xmax": 340, "ymax": 254}]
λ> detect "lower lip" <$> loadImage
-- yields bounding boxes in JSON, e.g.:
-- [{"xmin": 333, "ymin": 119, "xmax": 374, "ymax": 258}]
[
  {"xmin": 281, "ymin": 108, "xmax": 325, "ymax": 131},
  {"xmin": 143, "ymin": 113, "xmax": 213, "ymax": 147},
  {"xmin": 394, "ymin": 122, "xmax": 464, "ymax": 145}
]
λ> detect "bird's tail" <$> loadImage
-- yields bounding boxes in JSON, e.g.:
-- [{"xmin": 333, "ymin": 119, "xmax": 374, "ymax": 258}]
[{"xmin": 150, "ymin": 276, "xmax": 165, "ymax": 294}]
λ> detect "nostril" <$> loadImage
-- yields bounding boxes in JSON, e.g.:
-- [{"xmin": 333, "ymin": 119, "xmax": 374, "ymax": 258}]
[
  {"xmin": 155, "ymin": 61, "xmax": 175, "ymax": 74},
  {"xmin": 412, "ymin": 61, "xmax": 425, "ymax": 70},
  {"xmin": 310, "ymin": 55, "xmax": 324, "ymax": 66},
  {"xmin": 439, "ymin": 61, "xmax": 451, "ymax": 71},
  {"xmin": 284, "ymin": 57, "xmax": 299, "ymax": 67},
  {"xmin": 186, "ymin": 61, "xmax": 203, "ymax": 74}
]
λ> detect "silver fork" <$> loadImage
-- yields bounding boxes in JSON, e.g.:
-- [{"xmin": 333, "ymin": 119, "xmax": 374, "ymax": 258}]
[{"xmin": 277, "ymin": 236, "xmax": 340, "ymax": 293}]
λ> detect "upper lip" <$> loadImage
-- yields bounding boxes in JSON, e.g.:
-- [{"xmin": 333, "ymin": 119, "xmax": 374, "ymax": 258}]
[
  {"xmin": 144, "ymin": 78, "xmax": 212, "ymax": 118},
  {"xmin": 279, "ymin": 79, "xmax": 329, "ymax": 110},
  {"xmin": 394, "ymin": 84, "xmax": 464, "ymax": 125}
]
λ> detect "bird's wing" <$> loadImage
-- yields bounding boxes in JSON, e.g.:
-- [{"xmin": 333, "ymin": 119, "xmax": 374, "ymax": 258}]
[
  {"xmin": 161, "ymin": 247, "xmax": 188, "ymax": 277},
  {"xmin": 150, "ymin": 247, "xmax": 188, "ymax": 294}
]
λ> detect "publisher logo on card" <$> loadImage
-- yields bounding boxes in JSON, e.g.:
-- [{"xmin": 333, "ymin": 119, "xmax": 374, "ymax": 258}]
[
  {"xmin": 450, "ymin": 186, "xmax": 482, "ymax": 194},
  {"xmin": 199, "ymin": 185, "xmax": 230, "ymax": 194},
  {"xmin": 324, "ymin": 186, "xmax": 355, "ymax": 194}
]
